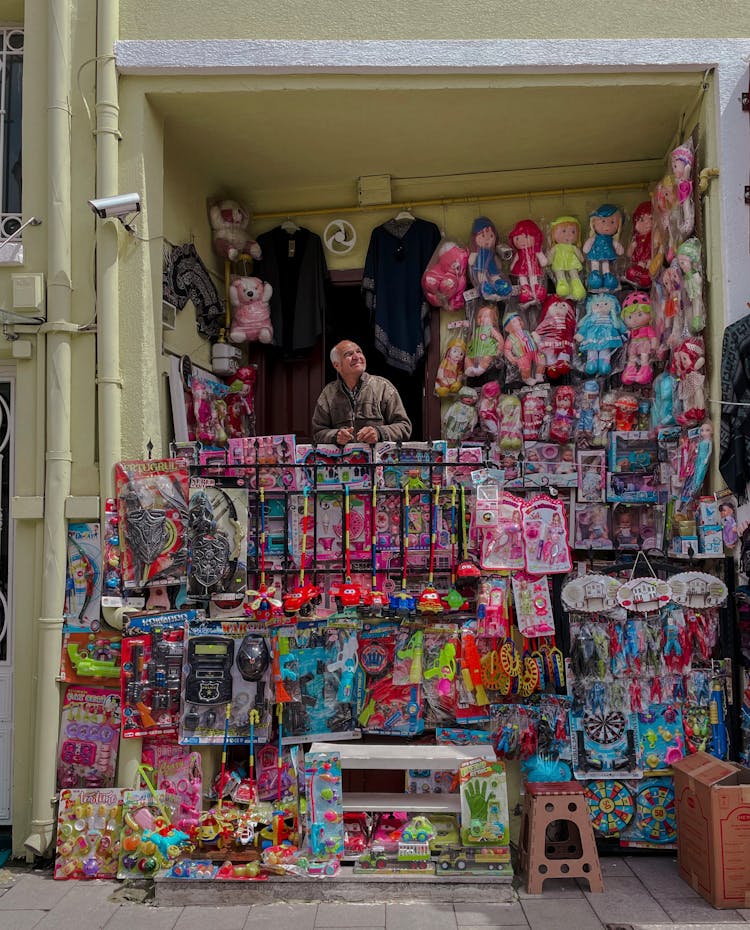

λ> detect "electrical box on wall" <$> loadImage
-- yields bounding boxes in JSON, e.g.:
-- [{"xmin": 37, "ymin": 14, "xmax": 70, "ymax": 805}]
[
  {"xmin": 358, "ymin": 174, "xmax": 392, "ymax": 206},
  {"xmin": 11, "ymin": 273, "xmax": 45, "ymax": 313}
]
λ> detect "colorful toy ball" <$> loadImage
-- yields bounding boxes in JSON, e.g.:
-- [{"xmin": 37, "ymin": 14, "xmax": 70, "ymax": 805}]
[{"xmin": 82, "ymin": 856, "xmax": 100, "ymax": 877}]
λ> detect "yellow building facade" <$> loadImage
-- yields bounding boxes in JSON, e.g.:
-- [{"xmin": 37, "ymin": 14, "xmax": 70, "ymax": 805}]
[{"xmin": 1, "ymin": 0, "xmax": 748, "ymax": 856}]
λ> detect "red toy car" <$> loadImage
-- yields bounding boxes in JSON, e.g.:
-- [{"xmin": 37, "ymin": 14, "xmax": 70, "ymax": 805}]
[
  {"xmin": 417, "ymin": 586, "xmax": 444, "ymax": 614},
  {"xmin": 282, "ymin": 582, "xmax": 322, "ymax": 617},
  {"xmin": 330, "ymin": 580, "xmax": 362, "ymax": 609},
  {"xmin": 361, "ymin": 589, "xmax": 389, "ymax": 616}
]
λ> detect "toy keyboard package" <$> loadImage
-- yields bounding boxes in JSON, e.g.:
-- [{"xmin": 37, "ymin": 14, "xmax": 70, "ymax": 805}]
[
  {"xmin": 179, "ymin": 618, "xmax": 271, "ymax": 746},
  {"xmin": 375, "ymin": 441, "xmax": 447, "ymax": 489},
  {"xmin": 61, "ymin": 630, "xmax": 121, "ymax": 686},
  {"xmin": 120, "ymin": 610, "xmax": 194, "ymax": 739},
  {"xmin": 54, "ymin": 787, "xmax": 125, "ymax": 879},
  {"xmin": 115, "ymin": 458, "xmax": 189, "ymax": 589},
  {"xmin": 63, "ymin": 522, "xmax": 103, "ymax": 632},
  {"xmin": 56, "ymin": 685, "xmax": 121, "ymax": 790},
  {"xmin": 187, "ymin": 476, "xmax": 249, "ymax": 599},
  {"xmin": 295, "ymin": 443, "xmax": 372, "ymax": 490}
]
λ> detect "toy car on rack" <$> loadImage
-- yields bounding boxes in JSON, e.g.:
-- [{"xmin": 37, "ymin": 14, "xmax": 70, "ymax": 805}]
[
  {"xmin": 330, "ymin": 580, "xmax": 362, "ymax": 610},
  {"xmin": 417, "ymin": 588, "xmax": 443, "ymax": 614},
  {"xmin": 360, "ymin": 589, "xmax": 389, "ymax": 617},
  {"xmin": 389, "ymin": 591, "xmax": 416, "ymax": 617},
  {"xmin": 282, "ymin": 582, "xmax": 322, "ymax": 617}
]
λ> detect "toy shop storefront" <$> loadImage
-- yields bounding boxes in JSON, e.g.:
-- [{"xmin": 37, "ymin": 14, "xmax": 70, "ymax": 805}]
[{"xmin": 43, "ymin": 46, "xmax": 750, "ymax": 900}]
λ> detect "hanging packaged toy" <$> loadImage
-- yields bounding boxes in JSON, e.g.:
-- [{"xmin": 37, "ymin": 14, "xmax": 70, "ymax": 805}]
[
  {"xmin": 187, "ymin": 478, "xmax": 248, "ymax": 599},
  {"xmin": 548, "ymin": 386, "xmax": 577, "ymax": 444},
  {"xmin": 577, "ymin": 449, "xmax": 606, "ymax": 502},
  {"xmin": 228, "ymin": 275, "xmax": 273, "ymax": 345},
  {"xmin": 422, "ymin": 240, "xmax": 470, "ymax": 311},
  {"xmin": 224, "ymin": 365, "xmax": 256, "ymax": 439},
  {"xmin": 575, "ymin": 293, "xmax": 627, "ymax": 376},
  {"xmin": 625, "ymin": 201, "xmax": 654, "ymax": 288},
  {"xmin": 675, "ymin": 237, "xmax": 704, "ymax": 334},
  {"xmin": 508, "ymin": 219, "xmax": 548, "ymax": 305},
  {"xmin": 671, "ymin": 336, "xmax": 706, "ymax": 427},
  {"xmin": 497, "ymin": 394, "xmax": 523, "ymax": 452},
  {"xmin": 64, "ymin": 523, "xmax": 102, "ymax": 632},
  {"xmin": 533, "ymin": 296, "xmax": 576, "ymax": 378},
  {"xmin": 480, "ymin": 491, "xmax": 525, "ymax": 571},
  {"xmin": 57, "ymin": 685, "xmax": 121, "ymax": 790},
  {"xmin": 502, "ymin": 307, "xmax": 544, "ymax": 385},
  {"xmin": 512, "ymin": 572, "xmax": 555, "ymax": 637},
  {"xmin": 522, "ymin": 495, "xmax": 572, "ymax": 574},
  {"xmin": 546, "ymin": 216, "xmax": 586, "ymax": 300},
  {"xmin": 575, "ymin": 380, "xmax": 600, "ymax": 446},
  {"xmin": 677, "ymin": 421, "xmax": 713, "ymax": 506},
  {"xmin": 304, "ymin": 750, "xmax": 345, "ymax": 861},
  {"xmin": 521, "ymin": 386, "xmax": 550, "ymax": 442},
  {"xmin": 670, "ymin": 140, "xmax": 695, "ymax": 238},
  {"xmin": 468, "ymin": 216, "xmax": 512, "ymax": 301},
  {"xmin": 464, "ymin": 303, "xmax": 504, "ymax": 378},
  {"xmin": 477, "ymin": 381, "xmax": 501, "ymax": 437},
  {"xmin": 620, "ymin": 292, "xmax": 658, "ymax": 386},
  {"xmin": 458, "ymin": 758, "xmax": 509, "ymax": 848},
  {"xmin": 573, "ymin": 503, "xmax": 613, "ymax": 550},
  {"xmin": 435, "ymin": 331, "xmax": 468, "ymax": 396},
  {"xmin": 442, "ymin": 387, "xmax": 478, "ymax": 442},
  {"xmin": 54, "ymin": 787, "xmax": 125, "ymax": 880},
  {"xmin": 582, "ymin": 204, "xmax": 624, "ymax": 292}
]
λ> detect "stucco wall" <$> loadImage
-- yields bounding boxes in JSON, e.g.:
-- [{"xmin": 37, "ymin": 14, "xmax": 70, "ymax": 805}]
[{"xmin": 119, "ymin": 0, "xmax": 750, "ymax": 40}]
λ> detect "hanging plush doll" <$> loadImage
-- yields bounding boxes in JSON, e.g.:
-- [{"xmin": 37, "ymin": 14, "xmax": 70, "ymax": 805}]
[
  {"xmin": 624, "ymin": 201, "xmax": 653, "ymax": 289},
  {"xmin": 435, "ymin": 333, "xmax": 468, "ymax": 396},
  {"xmin": 620, "ymin": 291, "xmax": 658, "ymax": 386},
  {"xmin": 676, "ymin": 238, "xmax": 705, "ymax": 334},
  {"xmin": 574, "ymin": 293, "xmax": 627, "ymax": 376},
  {"xmin": 582, "ymin": 203, "xmax": 624, "ymax": 292},
  {"xmin": 533, "ymin": 295, "xmax": 576, "ymax": 379},
  {"xmin": 508, "ymin": 219, "xmax": 548, "ymax": 305},
  {"xmin": 502, "ymin": 309, "xmax": 544, "ymax": 385},
  {"xmin": 464, "ymin": 304, "xmax": 504, "ymax": 378},
  {"xmin": 422, "ymin": 241, "xmax": 470, "ymax": 311},
  {"xmin": 547, "ymin": 216, "xmax": 586, "ymax": 301},
  {"xmin": 443, "ymin": 387, "xmax": 478, "ymax": 441},
  {"xmin": 671, "ymin": 336, "xmax": 706, "ymax": 427},
  {"xmin": 468, "ymin": 217, "xmax": 513, "ymax": 302}
]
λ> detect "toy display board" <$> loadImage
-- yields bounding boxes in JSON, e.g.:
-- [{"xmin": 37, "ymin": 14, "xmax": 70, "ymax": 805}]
[
  {"xmin": 584, "ymin": 777, "xmax": 676, "ymax": 849},
  {"xmin": 61, "ymin": 630, "xmax": 121, "ymax": 685},
  {"xmin": 115, "ymin": 459, "xmax": 189, "ymax": 589},
  {"xmin": 121, "ymin": 611, "xmax": 191, "ymax": 738},
  {"xmin": 295, "ymin": 443, "xmax": 372, "ymax": 489},
  {"xmin": 458, "ymin": 757, "xmax": 510, "ymax": 849},
  {"xmin": 187, "ymin": 477, "xmax": 248, "ymax": 598},
  {"xmin": 227, "ymin": 434, "xmax": 297, "ymax": 490},
  {"xmin": 179, "ymin": 619, "xmax": 272, "ymax": 745},
  {"xmin": 63, "ymin": 523, "xmax": 102, "ymax": 631},
  {"xmin": 54, "ymin": 787, "xmax": 125, "ymax": 879},
  {"xmin": 304, "ymin": 750, "xmax": 344, "ymax": 860},
  {"xmin": 117, "ymin": 789, "xmax": 189, "ymax": 879},
  {"xmin": 375, "ymin": 441, "xmax": 447, "ymax": 488},
  {"xmin": 56, "ymin": 686, "xmax": 121, "ymax": 790}
]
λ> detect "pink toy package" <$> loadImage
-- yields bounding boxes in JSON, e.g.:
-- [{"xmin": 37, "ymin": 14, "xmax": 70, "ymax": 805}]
[
  {"xmin": 522, "ymin": 495, "xmax": 572, "ymax": 575},
  {"xmin": 422, "ymin": 239, "xmax": 470, "ymax": 312},
  {"xmin": 54, "ymin": 787, "xmax": 125, "ymax": 880},
  {"xmin": 156, "ymin": 750, "xmax": 202, "ymax": 833},
  {"xmin": 57, "ymin": 685, "xmax": 121, "ymax": 790}
]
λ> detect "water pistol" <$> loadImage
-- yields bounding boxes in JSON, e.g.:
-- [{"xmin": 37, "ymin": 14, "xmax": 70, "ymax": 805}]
[
  {"xmin": 460, "ymin": 631, "xmax": 489, "ymax": 706},
  {"xmin": 271, "ymin": 634, "xmax": 297, "ymax": 703},
  {"xmin": 424, "ymin": 642, "xmax": 457, "ymax": 696},
  {"xmin": 396, "ymin": 630, "xmax": 424, "ymax": 684},
  {"xmin": 709, "ymin": 678, "xmax": 727, "ymax": 759}
]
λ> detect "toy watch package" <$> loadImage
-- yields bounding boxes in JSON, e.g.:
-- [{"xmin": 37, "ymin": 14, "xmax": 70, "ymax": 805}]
[
  {"xmin": 187, "ymin": 477, "xmax": 248, "ymax": 598},
  {"xmin": 54, "ymin": 787, "xmax": 124, "ymax": 879},
  {"xmin": 63, "ymin": 522, "xmax": 102, "ymax": 631},
  {"xmin": 458, "ymin": 757, "xmax": 510, "ymax": 849},
  {"xmin": 56, "ymin": 685, "xmax": 121, "ymax": 790}
]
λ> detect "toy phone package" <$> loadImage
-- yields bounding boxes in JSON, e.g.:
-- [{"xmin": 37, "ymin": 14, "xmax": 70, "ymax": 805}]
[
  {"xmin": 375, "ymin": 441, "xmax": 447, "ymax": 489},
  {"xmin": 57, "ymin": 685, "xmax": 121, "ymax": 790},
  {"xmin": 63, "ymin": 522, "xmax": 102, "ymax": 632},
  {"xmin": 121, "ymin": 610, "xmax": 193, "ymax": 739},
  {"xmin": 179, "ymin": 618, "xmax": 271, "ymax": 746},
  {"xmin": 458, "ymin": 757, "xmax": 510, "ymax": 850},
  {"xmin": 155, "ymin": 750, "xmax": 202, "ymax": 834},
  {"xmin": 357, "ymin": 625, "xmax": 424, "ymax": 737},
  {"xmin": 187, "ymin": 477, "xmax": 248, "ymax": 599},
  {"xmin": 54, "ymin": 787, "xmax": 125, "ymax": 879},
  {"xmin": 101, "ymin": 498, "xmax": 123, "ymax": 608},
  {"xmin": 295, "ymin": 443, "xmax": 372, "ymax": 490},
  {"xmin": 304, "ymin": 750, "xmax": 344, "ymax": 860},
  {"xmin": 115, "ymin": 458, "xmax": 189, "ymax": 589},
  {"xmin": 61, "ymin": 630, "xmax": 121, "ymax": 686},
  {"xmin": 118, "ymin": 788, "xmax": 188, "ymax": 879}
]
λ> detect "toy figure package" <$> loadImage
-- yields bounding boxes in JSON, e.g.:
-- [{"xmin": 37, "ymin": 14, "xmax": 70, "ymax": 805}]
[
  {"xmin": 375, "ymin": 441, "xmax": 447, "ymax": 489},
  {"xmin": 54, "ymin": 787, "xmax": 125, "ymax": 879},
  {"xmin": 57, "ymin": 685, "xmax": 121, "ymax": 790},
  {"xmin": 63, "ymin": 522, "xmax": 103, "ymax": 631}
]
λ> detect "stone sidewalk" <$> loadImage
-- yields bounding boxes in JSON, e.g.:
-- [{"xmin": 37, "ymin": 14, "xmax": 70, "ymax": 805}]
[{"xmin": 1, "ymin": 855, "xmax": 749, "ymax": 930}]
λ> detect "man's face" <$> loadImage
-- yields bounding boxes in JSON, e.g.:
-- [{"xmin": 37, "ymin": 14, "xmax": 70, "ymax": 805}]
[{"xmin": 334, "ymin": 342, "xmax": 366, "ymax": 378}]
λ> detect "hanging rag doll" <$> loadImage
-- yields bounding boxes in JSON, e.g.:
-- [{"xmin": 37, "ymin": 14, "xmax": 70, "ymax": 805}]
[
  {"xmin": 435, "ymin": 332, "xmax": 468, "ymax": 396},
  {"xmin": 624, "ymin": 200, "xmax": 654, "ymax": 289},
  {"xmin": 502, "ymin": 309, "xmax": 544, "ymax": 385},
  {"xmin": 508, "ymin": 219, "xmax": 548, "ymax": 304},
  {"xmin": 546, "ymin": 216, "xmax": 586, "ymax": 301},
  {"xmin": 468, "ymin": 216, "xmax": 513, "ymax": 301},
  {"xmin": 671, "ymin": 336, "xmax": 706, "ymax": 427},
  {"xmin": 676, "ymin": 238, "xmax": 705, "ymax": 334},
  {"xmin": 574, "ymin": 292, "xmax": 627, "ymax": 377},
  {"xmin": 464, "ymin": 304, "xmax": 504, "ymax": 378},
  {"xmin": 533, "ymin": 295, "xmax": 577, "ymax": 379},
  {"xmin": 582, "ymin": 204, "xmax": 624, "ymax": 292},
  {"xmin": 620, "ymin": 291, "xmax": 658, "ymax": 386}
]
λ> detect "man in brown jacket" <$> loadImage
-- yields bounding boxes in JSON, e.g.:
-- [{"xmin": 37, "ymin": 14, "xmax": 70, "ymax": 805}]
[{"xmin": 312, "ymin": 341, "xmax": 412, "ymax": 445}]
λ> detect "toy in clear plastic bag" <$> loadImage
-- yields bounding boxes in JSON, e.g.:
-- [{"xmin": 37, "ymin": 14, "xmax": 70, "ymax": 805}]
[
  {"xmin": 464, "ymin": 304, "xmax": 504, "ymax": 378},
  {"xmin": 620, "ymin": 291, "xmax": 658, "ymax": 386},
  {"xmin": 443, "ymin": 387, "xmax": 478, "ymax": 442},
  {"xmin": 575, "ymin": 380, "xmax": 600, "ymax": 446},
  {"xmin": 593, "ymin": 391, "xmax": 617, "ymax": 446},
  {"xmin": 546, "ymin": 216, "xmax": 586, "ymax": 300},
  {"xmin": 508, "ymin": 219, "xmax": 548, "ymax": 305},
  {"xmin": 435, "ymin": 332, "xmax": 467, "ymax": 397},
  {"xmin": 651, "ymin": 371, "xmax": 676, "ymax": 429},
  {"xmin": 502, "ymin": 307, "xmax": 544, "ymax": 385},
  {"xmin": 670, "ymin": 141, "xmax": 695, "ymax": 238},
  {"xmin": 468, "ymin": 217, "xmax": 513, "ymax": 302},
  {"xmin": 625, "ymin": 201, "xmax": 654, "ymax": 289},
  {"xmin": 477, "ymin": 382, "xmax": 501, "ymax": 437},
  {"xmin": 548, "ymin": 386, "xmax": 577, "ymax": 444},
  {"xmin": 676, "ymin": 238, "xmax": 704, "ymax": 334},
  {"xmin": 422, "ymin": 240, "xmax": 470, "ymax": 312},
  {"xmin": 582, "ymin": 204, "xmax": 624, "ymax": 292},
  {"xmin": 652, "ymin": 259, "xmax": 683, "ymax": 354},
  {"xmin": 533, "ymin": 296, "xmax": 576, "ymax": 379},
  {"xmin": 574, "ymin": 292, "xmax": 627, "ymax": 376},
  {"xmin": 671, "ymin": 336, "xmax": 706, "ymax": 427},
  {"xmin": 651, "ymin": 140, "xmax": 695, "ymax": 274},
  {"xmin": 614, "ymin": 392, "xmax": 640, "ymax": 432},
  {"xmin": 521, "ymin": 386, "xmax": 550, "ymax": 443},
  {"xmin": 497, "ymin": 394, "xmax": 523, "ymax": 452}
]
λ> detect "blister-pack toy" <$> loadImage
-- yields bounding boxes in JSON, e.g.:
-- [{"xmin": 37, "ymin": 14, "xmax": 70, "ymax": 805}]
[
  {"xmin": 57, "ymin": 685, "xmax": 121, "ymax": 789},
  {"xmin": 523, "ymin": 496, "xmax": 572, "ymax": 574},
  {"xmin": 64, "ymin": 522, "xmax": 102, "ymax": 631},
  {"xmin": 61, "ymin": 630, "xmax": 121, "ymax": 685},
  {"xmin": 54, "ymin": 788, "xmax": 124, "ymax": 879},
  {"xmin": 295, "ymin": 443, "xmax": 372, "ymax": 490},
  {"xmin": 375, "ymin": 441, "xmax": 447, "ymax": 489},
  {"xmin": 304, "ymin": 750, "xmax": 344, "ymax": 860},
  {"xmin": 458, "ymin": 757, "xmax": 510, "ymax": 849},
  {"xmin": 117, "ymin": 788, "xmax": 190, "ymax": 879},
  {"xmin": 187, "ymin": 477, "xmax": 248, "ymax": 599},
  {"xmin": 101, "ymin": 498, "xmax": 123, "ymax": 607},
  {"xmin": 155, "ymin": 750, "xmax": 202, "ymax": 834},
  {"xmin": 357, "ymin": 625, "xmax": 424, "ymax": 736}
]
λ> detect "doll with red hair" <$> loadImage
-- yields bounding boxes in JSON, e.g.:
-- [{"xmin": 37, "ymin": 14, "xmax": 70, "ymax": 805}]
[
  {"xmin": 671, "ymin": 337, "xmax": 706, "ymax": 427},
  {"xmin": 533, "ymin": 296, "xmax": 577, "ymax": 379},
  {"xmin": 508, "ymin": 219, "xmax": 548, "ymax": 304},
  {"xmin": 624, "ymin": 201, "xmax": 653, "ymax": 289}
]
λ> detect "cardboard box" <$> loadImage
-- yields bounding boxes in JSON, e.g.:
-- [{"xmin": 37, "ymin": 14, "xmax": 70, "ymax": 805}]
[{"xmin": 672, "ymin": 751, "xmax": 750, "ymax": 908}]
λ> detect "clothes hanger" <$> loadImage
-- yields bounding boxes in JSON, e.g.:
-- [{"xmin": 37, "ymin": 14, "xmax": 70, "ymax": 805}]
[
  {"xmin": 393, "ymin": 207, "xmax": 415, "ymax": 223},
  {"xmin": 280, "ymin": 216, "xmax": 300, "ymax": 233}
]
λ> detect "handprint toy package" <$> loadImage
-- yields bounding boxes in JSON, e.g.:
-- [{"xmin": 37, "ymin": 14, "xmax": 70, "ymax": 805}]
[{"xmin": 458, "ymin": 757, "xmax": 510, "ymax": 852}]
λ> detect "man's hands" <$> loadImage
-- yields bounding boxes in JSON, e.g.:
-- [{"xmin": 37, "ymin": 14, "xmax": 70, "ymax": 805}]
[
  {"xmin": 336, "ymin": 426, "xmax": 378, "ymax": 445},
  {"xmin": 336, "ymin": 427, "xmax": 354, "ymax": 446}
]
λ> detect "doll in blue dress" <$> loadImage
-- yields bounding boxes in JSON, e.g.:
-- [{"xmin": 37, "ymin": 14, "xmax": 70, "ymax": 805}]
[
  {"xmin": 574, "ymin": 293, "xmax": 627, "ymax": 376},
  {"xmin": 582, "ymin": 204, "xmax": 624, "ymax": 292}
]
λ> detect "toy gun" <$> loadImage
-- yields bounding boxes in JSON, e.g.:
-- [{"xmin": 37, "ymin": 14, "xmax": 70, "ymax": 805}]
[
  {"xmin": 66, "ymin": 642, "xmax": 120, "ymax": 678},
  {"xmin": 396, "ymin": 630, "xmax": 424, "ymax": 684},
  {"xmin": 424, "ymin": 642, "xmax": 456, "ymax": 695},
  {"xmin": 272, "ymin": 635, "xmax": 297, "ymax": 703},
  {"xmin": 460, "ymin": 631, "xmax": 489, "ymax": 706},
  {"xmin": 709, "ymin": 678, "xmax": 727, "ymax": 759},
  {"xmin": 328, "ymin": 633, "xmax": 358, "ymax": 702}
]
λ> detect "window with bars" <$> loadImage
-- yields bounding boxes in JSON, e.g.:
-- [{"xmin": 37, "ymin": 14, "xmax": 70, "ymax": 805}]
[{"xmin": 0, "ymin": 28, "xmax": 22, "ymax": 241}]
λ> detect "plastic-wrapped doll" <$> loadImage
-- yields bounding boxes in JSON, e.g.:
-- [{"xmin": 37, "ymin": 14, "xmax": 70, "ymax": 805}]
[
  {"xmin": 477, "ymin": 381, "xmax": 501, "ymax": 436},
  {"xmin": 614, "ymin": 393, "xmax": 639, "ymax": 432},
  {"xmin": 192, "ymin": 379, "xmax": 222, "ymax": 444},
  {"xmin": 435, "ymin": 333, "xmax": 467, "ymax": 397},
  {"xmin": 498, "ymin": 394, "xmax": 523, "ymax": 451},
  {"xmin": 624, "ymin": 201, "xmax": 653, "ymax": 289},
  {"xmin": 224, "ymin": 365, "xmax": 256, "ymax": 438},
  {"xmin": 676, "ymin": 238, "xmax": 704, "ymax": 334},
  {"xmin": 671, "ymin": 142, "xmax": 695, "ymax": 237},
  {"xmin": 614, "ymin": 509, "xmax": 639, "ymax": 549},
  {"xmin": 620, "ymin": 291, "xmax": 658, "ymax": 386},
  {"xmin": 651, "ymin": 371, "xmax": 676, "ymax": 429},
  {"xmin": 593, "ymin": 391, "xmax": 617, "ymax": 446},
  {"xmin": 548, "ymin": 386, "xmax": 576, "ymax": 444},
  {"xmin": 546, "ymin": 216, "xmax": 586, "ymax": 300},
  {"xmin": 502, "ymin": 309, "xmax": 544, "ymax": 385},
  {"xmin": 657, "ymin": 258, "xmax": 684, "ymax": 352},
  {"xmin": 443, "ymin": 386, "xmax": 478, "ymax": 442},
  {"xmin": 574, "ymin": 292, "xmax": 627, "ymax": 376},
  {"xmin": 421, "ymin": 240, "xmax": 470, "ymax": 312},
  {"xmin": 582, "ymin": 204, "xmax": 624, "ymax": 292},
  {"xmin": 575, "ymin": 380, "xmax": 600, "ymax": 446},
  {"xmin": 522, "ymin": 387, "xmax": 549, "ymax": 442},
  {"xmin": 468, "ymin": 217, "xmax": 513, "ymax": 302},
  {"xmin": 671, "ymin": 336, "xmax": 706, "ymax": 427},
  {"xmin": 508, "ymin": 219, "xmax": 548, "ymax": 304},
  {"xmin": 679, "ymin": 420, "xmax": 713, "ymax": 505},
  {"xmin": 533, "ymin": 296, "xmax": 576, "ymax": 379},
  {"xmin": 464, "ymin": 304, "xmax": 504, "ymax": 378}
]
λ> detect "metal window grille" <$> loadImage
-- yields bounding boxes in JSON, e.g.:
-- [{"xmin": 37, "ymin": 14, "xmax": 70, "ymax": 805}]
[{"xmin": 0, "ymin": 28, "xmax": 23, "ymax": 240}]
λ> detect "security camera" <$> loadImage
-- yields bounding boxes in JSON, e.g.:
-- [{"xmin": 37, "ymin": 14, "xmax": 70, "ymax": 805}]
[{"xmin": 88, "ymin": 193, "xmax": 141, "ymax": 220}]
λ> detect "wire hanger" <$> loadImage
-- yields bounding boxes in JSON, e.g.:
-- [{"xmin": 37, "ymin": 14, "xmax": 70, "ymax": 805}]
[{"xmin": 280, "ymin": 216, "xmax": 300, "ymax": 233}]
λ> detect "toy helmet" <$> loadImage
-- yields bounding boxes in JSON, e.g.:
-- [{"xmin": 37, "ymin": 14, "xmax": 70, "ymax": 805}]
[{"xmin": 236, "ymin": 634, "xmax": 269, "ymax": 681}]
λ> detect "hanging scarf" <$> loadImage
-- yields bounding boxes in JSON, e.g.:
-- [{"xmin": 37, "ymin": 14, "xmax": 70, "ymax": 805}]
[{"xmin": 163, "ymin": 242, "xmax": 224, "ymax": 339}]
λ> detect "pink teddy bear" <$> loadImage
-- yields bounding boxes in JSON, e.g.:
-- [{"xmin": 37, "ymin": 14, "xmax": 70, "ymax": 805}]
[
  {"xmin": 421, "ymin": 242, "xmax": 469, "ymax": 311},
  {"xmin": 228, "ymin": 275, "xmax": 274, "ymax": 344}
]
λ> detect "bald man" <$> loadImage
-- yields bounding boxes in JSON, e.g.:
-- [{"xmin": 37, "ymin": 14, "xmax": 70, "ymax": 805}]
[{"xmin": 312, "ymin": 340, "xmax": 412, "ymax": 445}]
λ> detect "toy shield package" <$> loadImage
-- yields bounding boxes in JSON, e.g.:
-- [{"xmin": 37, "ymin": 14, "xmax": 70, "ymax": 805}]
[
  {"xmin": 54, "ymin": 787, "xmax": 125, "ymax": 879},
  {"xmin": 187, "ymin": 477, "xmax": 248, "ymax": 599},
  {"xmin": 57, "ymin": 685, "xmax": 121, "ymax": 790}
]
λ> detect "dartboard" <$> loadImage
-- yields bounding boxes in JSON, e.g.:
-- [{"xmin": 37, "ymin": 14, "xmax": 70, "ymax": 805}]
[
  {"xmin": 635, "ymin": 782, "xmax": 676, "ymax": 843},
  {"xmin": 584, "ymin": 780, "xmax": 635, "ymax": 836},
  {"xmin": 583, "ymin": 710, "xmax": 627, "ymax": 745}
]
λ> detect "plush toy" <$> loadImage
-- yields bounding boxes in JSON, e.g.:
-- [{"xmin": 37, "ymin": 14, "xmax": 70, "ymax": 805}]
[
  {"xmin": 671, "ymin": 336, "xmax": 706, "ymax": 427},
  {"xmin": 676, "ymin": 238, "xmax": 704, "ymax": 334},
  {"xmin": 228, "ymin": 275, "xmax": 273, "ymax": 344},
  {"xmin": 464, "ymin": 304, "xmax": 504, "ymax": 378},
  {"xmin": 503, "ymin": 309, "xmax": 544, "ymax": 385},
  {"xmin": 547, "ymin": 216, "xmax": 586, "ymax": 300},
  {"xmin": 534, "ymin": 296, "xmax": 576, "ymax": 379},
  {"xmin": 574, "ymin": 293, "xmax": 627, "ymax": 376},
  {"xmin": 208, "ymin": 199, "xmax": 262, "ymax": 262},
  {"xmin": 508, "ymin": 219, "xmax": 548, "ymax": 304},
  {"xmin": 435, "ymin": 333, "xmax": 467, "ymax": 396},
  {"xmin": 422, "ymin": 241, "xmax": 469, "ymax": 311},
  {"xmin": 624, "ymin": 201, "xmax": 653, "ymax": 288},
  {"xmin": 620, "ymin": 291, "xmax": 658, "ymax": 386},
  {"xmin": 498, "ymin": 394, "xmax": 523, "ymax": 451},
  {"xmin": 478, "ymin": 381, "xmax": 502, "ymax": 436},
  {"xmin": 443, "ymin": 387, "xmax": 478, "ymax": 441},
  {"xmin": 549, "ymin": 386, "xmax": 576, "ymax": 444},
  {"xmin": 468, "ymin": 217, "xmax": 512, "ymax": 302},
  {"xmin": 582, "ymin": 204, "xmax": 624, "ymax": 292}
]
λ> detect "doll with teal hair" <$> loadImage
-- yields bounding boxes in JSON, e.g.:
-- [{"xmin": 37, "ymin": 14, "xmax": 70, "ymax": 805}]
[
  {"xmin": 574, "ymin": 292, "xmax": 627, "ymax": 376},
  {"xmin": 582, "ymin": 204, "xmax": 624, "ymax": 292}
]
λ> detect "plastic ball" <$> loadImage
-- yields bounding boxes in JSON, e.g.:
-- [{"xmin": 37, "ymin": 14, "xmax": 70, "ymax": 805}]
[
  {"xmin": 82, "ymin": 856, "xmax": 100, "ymax": 877},
  {"xmin": 121, "ymin": 854, "xmax": 137, "ymax": 870},
  {"xmin": 141, "ymin": 840, "xmax": 157, "ymax": 856},
  {"xmin": 138, "ymin": 856, "xmax": 158, "ymax": 873}
]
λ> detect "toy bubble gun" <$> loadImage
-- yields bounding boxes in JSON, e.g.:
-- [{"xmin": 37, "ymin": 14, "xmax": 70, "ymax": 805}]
[
  {"xmin": 397, "ymin": 630, "xmax": 424, "ymax": 684},
  {"xmin": 461, "ymin": 631, "xmax": 489, "ymax": 706},
  {"xmin": 424, "ymin": 642, "xmax": 456, "ymax": 695},
  {"xmin": 709, "ymin": 678, "xmax": 727, "ymax": 759},
  {"xmin": 272, "ymin": 634, "xmax": 296, "ymax": 702}
]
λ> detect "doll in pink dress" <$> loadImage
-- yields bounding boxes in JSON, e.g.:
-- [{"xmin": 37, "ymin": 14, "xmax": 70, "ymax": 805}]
[
  {"xmin": 508, "ymin": 219, "xmax": 548, "ymax": 305},
  {"xmin": 477, "ymin": 381, "xmax": 501, "ymax": 436},
  {"xmin": 671, "ymin": 337, "xmax": 706, "ymax": 427},
  {"xmin": 548, "ymin": 386, "xmax": 576, "ymax": 444},
  {"xmin": 533, "ymin": 296, "xmax": 576, "ymax": 379},
  {"xmin": 621, "ymin": 291, "xmax": 658, "ymax": 386}
]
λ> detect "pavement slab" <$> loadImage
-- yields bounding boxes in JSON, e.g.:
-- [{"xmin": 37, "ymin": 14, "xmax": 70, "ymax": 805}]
[
  {"xmin": 315, "ymin": 903, "xmax": 385, "ymax": 927},
  {"xmin": 521, "ymin": 897, "xmax": 603, "ymax": 930},
  {"xmin": 0, "ymin": 872, "xmax": 73, "ymax": 910},
  {"xmin": 454, "ymin": 902, "xmax": 527, "ymax": 926},
  {"xmin": 385, "ymin": 903, "xmax": 458, "ymax": 930}
]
